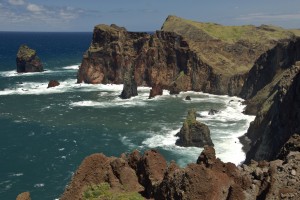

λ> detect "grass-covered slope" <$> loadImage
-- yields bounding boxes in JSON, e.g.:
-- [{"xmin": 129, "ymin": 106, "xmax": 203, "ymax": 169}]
[{"xmin": 161, "ymin": 15, "xmax": 299, "ymax": 75}]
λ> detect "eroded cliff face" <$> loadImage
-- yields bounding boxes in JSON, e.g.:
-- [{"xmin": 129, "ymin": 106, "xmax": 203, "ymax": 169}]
[
  {"xmin": 77, "ymin": 23, "xmax": 254, "ymax": 95},
  {"xmin": 244, "ymin": 63, "xmax": 300, "ymax": 163}
]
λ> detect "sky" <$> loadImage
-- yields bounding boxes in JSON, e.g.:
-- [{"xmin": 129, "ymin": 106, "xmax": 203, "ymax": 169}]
[{"xmin": 0, "ymin": 0, "xmax": 300, "ymax": 32}]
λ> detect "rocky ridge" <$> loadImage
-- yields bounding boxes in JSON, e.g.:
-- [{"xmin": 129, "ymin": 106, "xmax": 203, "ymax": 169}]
[{"xmin": 58, "ymin": 134, "xmax": 300, "ymax": 200}]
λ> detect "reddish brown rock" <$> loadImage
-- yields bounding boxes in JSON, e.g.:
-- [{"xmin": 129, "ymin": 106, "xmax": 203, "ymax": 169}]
[
  {"xmin": 138, "ymin": 149, "xmax": 168, "ymax": 198},
  {"xmin": 47, "ymin": 80, "xmax": 60, "ymax": 88},
  {"xmin": 16, "ymin": 192, "xmax": 31, "ymax": 200},
  {"xmin": 149, "ymin": 84, "xmax": 163, "ymax": 98}
]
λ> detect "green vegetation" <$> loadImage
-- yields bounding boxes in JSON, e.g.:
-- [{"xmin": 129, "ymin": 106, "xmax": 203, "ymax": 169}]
[
  {"xmin": 17, "ymin": 45, "xmax": 36, "ymax": 59},
  {"xmin": 185, "ymin": 109, "xmax": 197, "ymax": 125},
  {"xmin": 162, "ymin": 15, "xmax": 295, "ymax": 43},
  {"xmin": 82, "ymin": 183, "xmax": 144, "ymax": 200}
]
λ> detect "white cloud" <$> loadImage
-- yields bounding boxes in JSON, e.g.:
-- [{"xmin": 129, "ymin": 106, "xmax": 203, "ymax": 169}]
[
  {"xmin": 236, "ymin": 13, "xmax": 300, "ymax": 21},
  {"xmin": 27, "ymin": 3, "xmax": 44, "ymax": 13},
  {"xmin": 8, "ymin": 0, "xmax": 25, "ymax": 6}
]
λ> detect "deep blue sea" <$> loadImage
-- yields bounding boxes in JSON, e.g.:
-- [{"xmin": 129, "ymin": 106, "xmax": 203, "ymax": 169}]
[{"xmin": 0, "ymin": 32, "xmax": 255, "ymax": 200}]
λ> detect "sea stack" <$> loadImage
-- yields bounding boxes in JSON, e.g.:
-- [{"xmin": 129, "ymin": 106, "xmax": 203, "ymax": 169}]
[
  {"xmin": 149, "ymin": 84, "xmax": 163, "ymax": 99},
  {"xmin": 120, "ymin": 67, "xmax": 138, "ymax": 99},
  {"xmin": 176, "ymin": 109, "xmax": 214, "ymax": 147},
  {"xmin": 16, "ymin": 45, "xmax": 43, "ymax": 73}
]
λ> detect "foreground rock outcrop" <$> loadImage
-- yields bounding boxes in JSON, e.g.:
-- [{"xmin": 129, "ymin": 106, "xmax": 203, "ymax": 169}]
[
  {"xmin": 16, "ymin": 45, "xmax": 43, "ymax": 73},
  {"xmin": 176, "ymin": 109, "xmax": 213, "ymax": 147},
  {"xmin": 60, "ymin": 134, "xmax": 300, "ymax": 200}
]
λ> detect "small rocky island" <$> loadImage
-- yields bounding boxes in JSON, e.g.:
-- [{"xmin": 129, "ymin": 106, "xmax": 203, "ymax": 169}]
[
  {"xmin": 176, "ymin": 109, "xmax": 214, "ymax": 147},
  {"xmin": 16, "ymin": 45, "xmax": 43, "ymax": 73}
]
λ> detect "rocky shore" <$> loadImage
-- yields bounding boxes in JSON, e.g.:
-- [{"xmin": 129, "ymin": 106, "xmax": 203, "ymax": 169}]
[
  {"xmin": 77, "ymin": 15, "xmax": 300, "ymax": 164},
  {"xmin": 59, "ymin": 135, "xmax": 300, "ymax": 200},
  {"xmin": 16, "ymin": 15, "xmax": 300, "ymax": 199}
]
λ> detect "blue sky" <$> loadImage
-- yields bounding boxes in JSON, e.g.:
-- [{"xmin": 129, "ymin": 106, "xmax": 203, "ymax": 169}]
[{"xmin": 0, "ymin": 0, "xmax": 300, "ymax": 32}]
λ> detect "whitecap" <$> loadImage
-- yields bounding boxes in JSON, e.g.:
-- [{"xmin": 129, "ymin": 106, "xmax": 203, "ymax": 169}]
[
  {"xmin": 0, "ymin": 69, "xmax": 55, "ymax": 77},
  {"xmin": 62, "ymin": 64, "xmax": 79, "ymax": 70},
  {"xmin": 9, "ymin": 173, "xmax": 24, "ymax": 177},
  {"xmin": 34, "ymin": 183, "xmax": 45, "ymax": 188}
]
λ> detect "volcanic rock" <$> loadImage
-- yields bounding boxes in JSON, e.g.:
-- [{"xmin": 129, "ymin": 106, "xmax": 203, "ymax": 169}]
[
  {"xmin": 185, "ymin": 95, "xmax": 191, "ymax": 100},
  {"xmin": 243, "ymin": 65, "xmax": 300, "ymax": 163},
  {"xmin": 16, "ymin": 192, "xmax": 31, "ymax": 200},
  {"xmin": 47, "ymin": 80, "xmax": 60, "ymax": 88},
  {"xmin": 16, "ymin": 45, "xmax": 43, "ymax": 73},
  {"xmin": 176, "ymin": 109, "xmax": 214, "ymax": 147},
  {"xmin": 120, "ymin": 66, "xmax": 138, "ymax": 99},
  {"xmin": 208, "ymin": 108, "xmax": 219, "ymax": 115},
  {"xmin": 149, "ymin": 84, "xmax": 163, "ymax": 98}
]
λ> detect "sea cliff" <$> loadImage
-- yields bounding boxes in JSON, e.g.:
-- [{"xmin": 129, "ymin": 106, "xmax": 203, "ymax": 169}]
[{"xmin": 16, "ymin": 15, "xmax": 300, "ymax": 199}]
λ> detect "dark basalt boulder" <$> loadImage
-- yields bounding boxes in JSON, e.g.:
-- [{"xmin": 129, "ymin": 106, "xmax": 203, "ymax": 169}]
[
  {"xmin": 208, "ymin": 108, "xmax": 219, "ymax": 115},
  {"xmin": 149, "ymin": 84, "xmax": 163, "ymax": 99},
  {"xmin": 16, "ymin": 45, "xmax": 43, "ymax": 73},
  {"xmin": 176, "ymin": 109, "xmax": 214, "ymax": 147},
  {"xmin": 185, "ymin": 96, "xmax": 191, "ymax": 100},
  {"xmin": 47, "ymin": 80, "xmax": 60, "ymax": 88},
  {"xmin": 120, "ymin": 67, "xmax": 138, "ymax": 99}
]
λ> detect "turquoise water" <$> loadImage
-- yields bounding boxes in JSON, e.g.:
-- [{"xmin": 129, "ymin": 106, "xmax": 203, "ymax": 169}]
[{"xmin": 0, "ymin": 32, "xmax": 254, "ymax": 200}]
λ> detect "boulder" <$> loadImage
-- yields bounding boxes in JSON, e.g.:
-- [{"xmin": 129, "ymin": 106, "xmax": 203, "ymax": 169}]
[
  {"xmin": 185, "ymin": 96, "xmax": 191, "ymax": 100},
  {"xmin": 176, "ymin": 109, "xmax": 214, "ymax": 147},
  {"xmin": 120, "ymin": 67, "xmax": 138, "ymax": 99},
  {"xmin": 16, "ymin": 45, "xmax": 43, "ymax": 73},
  {"xmin": 208, "ymin": 108, "xmax": 219, "ymax": 115},
  {"xmin": 16, "ymin": 192, "xmax": 31, "ymax": 200},
  {"xmin": 149, "ymin": 84, "xmax": 163, "ymax": 99},
  {"xmin": 47, "ymin": 80, "xmax": 60, "ymax": 88}
]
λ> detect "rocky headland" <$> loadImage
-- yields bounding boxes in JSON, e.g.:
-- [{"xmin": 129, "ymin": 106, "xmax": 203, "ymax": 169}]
[
  {"xmin": 16, "ymin": 45, "xmax": 43, "ymax": 73},
  {"xmin": 77, "ymin": 15, "xmax": 300, "ymax": 164},
  {"xmin": 16, "ymin": 16, "xmax": 300, "ymax": 199}
]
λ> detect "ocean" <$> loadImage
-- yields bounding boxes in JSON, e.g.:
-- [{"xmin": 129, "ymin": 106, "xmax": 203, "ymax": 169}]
[{"xmin": 0, "ymin": 32, "xmax": 255, "ymax": 200}]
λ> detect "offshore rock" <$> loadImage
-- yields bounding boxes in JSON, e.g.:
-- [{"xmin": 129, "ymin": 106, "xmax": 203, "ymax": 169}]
[
  {"xmin": 120, "ymin": 66, "xmax": 138, "ymax": 99},
  {"xmin": 47, "ymin": 80, "xmax": 60, "ymax": 88},
  {"xmin": 208, "ymin": 108, "xmax": 219, "ymax": 115},
  {"xmin": 176, "ymin": 109, "xmax": 214, "ymax": 147},
  {"xmin": 149, "ymin": 84, "xmax": 163, "ymax": 98},
  {"xmin": 16, "ymin": 45, "xmax": 43, "ymax": 73}
]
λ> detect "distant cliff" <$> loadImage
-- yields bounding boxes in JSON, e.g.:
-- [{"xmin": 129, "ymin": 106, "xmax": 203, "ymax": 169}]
[{"xmin": 77, "ymin": 16, "xmax": 300, "ymax": 163}]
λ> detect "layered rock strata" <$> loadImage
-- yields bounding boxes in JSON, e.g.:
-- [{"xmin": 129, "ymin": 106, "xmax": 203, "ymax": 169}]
[
  {"xmin": 176, "ymin": 109, "xmax": 214, "ymax": 147},
  {"xmin": 16, "ymin": 45, "xmax": 43, "ymax": 73}
]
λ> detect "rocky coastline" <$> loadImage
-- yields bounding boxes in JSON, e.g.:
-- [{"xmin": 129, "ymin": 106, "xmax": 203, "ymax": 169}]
[
  {"xmin": 76, "ymin": 15, "xmax": 300, "ymax": 163},
  {"xmin": 16, "ymin": 16, "xmax": 300, "ymax": 199}
]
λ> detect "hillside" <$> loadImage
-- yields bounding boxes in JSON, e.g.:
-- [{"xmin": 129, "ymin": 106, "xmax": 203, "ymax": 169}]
[{"xmin": 161, "ymin": 15, "xmax": 299, "ymax": 76}]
